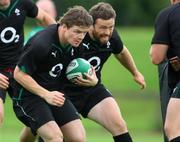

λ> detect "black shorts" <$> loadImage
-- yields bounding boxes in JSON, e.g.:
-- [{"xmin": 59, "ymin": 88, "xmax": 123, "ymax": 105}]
[
  {"xmin": 66, "ymin": 84, "xmax": 113, "ymax": 118},
  {"xmin": 0, "ymin": 68, "xmax": 15, "ymax": 102},
  {"xmin": 171, "ymin": 81, "xmax": 180, "ymax": 98},
  {"xmin": 13, "ymin": 94, "xmax": 79, "ymax": 135}
]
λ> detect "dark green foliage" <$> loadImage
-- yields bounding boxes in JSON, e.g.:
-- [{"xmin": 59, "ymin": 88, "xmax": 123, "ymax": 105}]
[{"xmin": 47, "ymin": 0, "xmax": 169, "ymax": 26}]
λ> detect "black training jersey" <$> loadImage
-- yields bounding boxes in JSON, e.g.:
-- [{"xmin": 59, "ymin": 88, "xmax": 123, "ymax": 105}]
[
  {"xmin": 152, "ymin": 3, "xmax": 180, "ymax": 59},
  {"xmin": 0, "ymin": 0, "xmax": 38, "ymax": 69},
  {"xmin": 80, "ymin": 29, "xmax": 123, "ymax": 82},
  {"xmin": 64, "ymin": 29, "xmax": 123, "ymax": 93},
  {"xmin": 152, "ymin": 3, "xmax": 180, "ymax": 87},
  {"xmin": 15, "ymin": 24, "xmax": 81, "ymax": 99}
]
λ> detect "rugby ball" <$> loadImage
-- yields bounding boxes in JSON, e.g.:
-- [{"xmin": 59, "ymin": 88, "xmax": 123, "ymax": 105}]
[{"xmin": 66, "ymin": 58, "xmax": 92, "ymax": 81}]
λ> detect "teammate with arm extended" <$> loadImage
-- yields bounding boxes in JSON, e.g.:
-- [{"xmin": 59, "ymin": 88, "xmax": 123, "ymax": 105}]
[{"xmin": 0, "ymin": 0, "xmax": 55, "ymax": 127}]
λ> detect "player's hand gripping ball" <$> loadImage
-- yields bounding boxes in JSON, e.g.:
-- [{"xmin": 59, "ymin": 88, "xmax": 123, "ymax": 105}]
[{"xmin": 66, "ymin": 58, "xmax": 93, "ymax": 82}]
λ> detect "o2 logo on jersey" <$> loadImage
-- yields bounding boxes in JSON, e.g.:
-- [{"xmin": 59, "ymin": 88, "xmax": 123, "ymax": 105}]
[
  {"xmin": 49, "ymin": 63, "xmax": 63, "ymax": 77},
  {"xmin": 88, "ymin": 56, "xmax": 101, "ymax": 71},
  {"xmin": 0, "ymin": 27, "xmax": 20, "ymax": 44}
]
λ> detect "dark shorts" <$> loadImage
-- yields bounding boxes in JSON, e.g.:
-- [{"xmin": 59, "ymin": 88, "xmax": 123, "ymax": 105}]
[
  {"xmin": 0, "ymin": 68, "xmax": 15, "ymax": 102},
  {"xmin": 171, "ymin": 81, "xmax": 180, "ymax": 98},
  {"xmin": 13, "ymin": 94, "xmax": 79, "ymax": 135},
  {"xmin": 66, "ymin": 84, "xmax": 113, "ymax": 118}
]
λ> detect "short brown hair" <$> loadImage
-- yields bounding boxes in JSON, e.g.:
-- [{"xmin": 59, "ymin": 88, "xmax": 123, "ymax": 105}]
[
  {"xmin": 89, "ymin": 2, "xmax": 116, "ymax": 23},
  {"xmin": 58, "ymin": 6, "xmax": 93, "ymax": 28}
]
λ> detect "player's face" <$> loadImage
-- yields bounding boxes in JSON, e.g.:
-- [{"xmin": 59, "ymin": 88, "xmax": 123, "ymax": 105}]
[
  {"xmin": 92, "ymin": 18, "xmax": 115, "ymax": 44},
  {"xmin": 65, "ymin": 25, "xmax": 90, "ymax": 47},
  {"xmin": 0, "ymin": 0, "xmax": 10, "ymax": 10}
]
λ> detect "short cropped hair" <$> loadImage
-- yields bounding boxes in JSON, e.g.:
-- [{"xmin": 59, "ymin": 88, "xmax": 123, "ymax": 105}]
[
  {"xmin": 58, "ymin": 6, "xmax": 93, "ymax": 28},
  {"xmin": 89, "ymin": 2, "xmax": 116, "ymax": 23}
]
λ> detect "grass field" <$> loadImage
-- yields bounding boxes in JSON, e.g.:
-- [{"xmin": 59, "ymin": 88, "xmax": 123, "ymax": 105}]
[{"xmin": 0, "ymin": 27, "xmax": 163, "ymax": 142}]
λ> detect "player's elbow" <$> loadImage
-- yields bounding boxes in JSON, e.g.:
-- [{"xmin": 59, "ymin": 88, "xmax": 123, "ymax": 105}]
[
  {"xmin": 150, "ymin": 54, "xmax": 163, "ymax": 65},
  {"xmin": 150, "ymin": 44, "xmax": 168, "ymax": 65}
]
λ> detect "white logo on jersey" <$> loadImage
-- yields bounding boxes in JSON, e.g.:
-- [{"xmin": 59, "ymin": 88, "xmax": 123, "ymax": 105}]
[
  {"xmin": 82, "ymin": 43, "xmax": 90, "ymax": 49},
  {"xmin": 88, "ymin": 56, "xmax": 101, "ymax": 71},
  {"xmin": 15, "ymin": 8, "xmax": 20, "ymax": 16},
  {"xmin": 71, "ymin": 48, "xmax": 74, "ymax": 56},
  {"xmin": 49, "ymin": 63, "xmax": 63, "ymax": 77},
  {"xmin": 173, "ymin": 87, "xmax": 178, "ymax": 94},
  {"xmin": 0, "ymin": 27, "xmax": 20, "ymax": 43},
  {"xmin": 107, "ymin": 41, "xmax": 111, "ymax": 48},
  {"xmin": 51, "ymin": 51, "xmax": 57, "ymax": 57}
]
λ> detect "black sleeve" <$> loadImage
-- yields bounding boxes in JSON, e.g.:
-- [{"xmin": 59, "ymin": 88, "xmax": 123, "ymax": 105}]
[
  {"xmin": 18, "ymin": 40, "xmax": 50, "ymax": 75},
  {"xmin": 111, "ymin": 29, "xmax": 124, "ymax": 54},
  {"xmin": 151, "ymin": 9, "xmax": 170, "ymax": 45},
  {"xmin": 22, "ymin": 0, "xmax": 38, "ymax": 18}
]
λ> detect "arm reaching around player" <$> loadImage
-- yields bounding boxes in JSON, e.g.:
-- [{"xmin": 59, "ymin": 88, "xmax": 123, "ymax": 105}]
[
  {"xmin": 115, "ymin": 46, "xmax": 146, "ymax": 89},
  {"xmin": 14, "ymin": 66, "xmax": 65, "ymax": 107}
]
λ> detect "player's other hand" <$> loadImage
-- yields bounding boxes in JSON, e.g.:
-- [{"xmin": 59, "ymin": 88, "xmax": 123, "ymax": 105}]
[
  {"xmin": 169, "ymin": 56, "xmax": 180, "ymax": 71},
  {"xmin": 43, "ymin": 91, "xmax": 65, "ymax": 107},
  {"xmin": 74, "ymin": 67, "xmax": 98, "ymax": 87},
  {"xmin": 0, "ymin": 73, "xmax": 9, "ymax": 89},
  {"xmin": 133, "ymin": 71, "xmax": 146, "ymax": 89}
]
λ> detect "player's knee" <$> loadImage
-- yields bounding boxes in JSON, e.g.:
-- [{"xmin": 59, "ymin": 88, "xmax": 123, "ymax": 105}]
[
  {"xmin": 115, "ymin": 119, "xmax": 127, "ymax": 131},
  {"xmin": 108, "ymin": 118, "xmax": 128, "ymax": 135},
  {"xmin": 66, "ymin": 129, "xmax": 86, "ymax": 142},
  {"xmin": 42, "ymin": 129, "xmax": 63, "ymax": 142},
  {"xmin": 44, "ymin": 134, "xmax": 63, "ymax": 142}
]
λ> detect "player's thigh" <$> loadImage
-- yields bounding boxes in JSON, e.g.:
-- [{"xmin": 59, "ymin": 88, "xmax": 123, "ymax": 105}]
[
  {"xmin": 50, "ymin": 99, "xmax": 80, "ymax": 126},
  {"xmin": 13, "ymin": 96, "xmax": 55, "ymax": 135},
  {"xmin": 88, "ymin": 97, "xmax": 129, "ymax": 135},
  {"xmin": 50, "ymin": 99, "xmax": 85, "ymax": 141},
  {"xmin": 61, "ymin": 119, "xmax": 86, "ymax": 142},
  {"xmin": 88, "ymin": 97, "xmax": 124, "ymax": 127},
  {"xmin": 165, "ymin": 82, "xmax": 180, "ymax": 131},
  {"xmin": 165, "ymin": 98, "xmax": 180, "ymax": 127}
]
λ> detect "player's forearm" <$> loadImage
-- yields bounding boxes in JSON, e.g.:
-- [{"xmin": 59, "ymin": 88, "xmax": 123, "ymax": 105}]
[
  {"xmin": 36, "ymin": 8, "xmax": 56, "ymax": 26},
  {"xmin": 115, "ymin": 46, "xmax": 139, "ymax": 76},
  {"xmin": 14, "ymin": 66, "xmax": 49, "ymax": 98},
  {"xmin": 41, "ymin": 14, "xmax": 56, "ymax": 26}
]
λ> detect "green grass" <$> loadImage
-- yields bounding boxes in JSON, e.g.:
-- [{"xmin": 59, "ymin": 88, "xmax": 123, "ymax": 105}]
[
  {"xmin": 0, "ymin": 94, "xmax": 163, "ymax": 142},
  {"xmin": 0, "ymin": 27, "xmax": 163, "ymax": 142},
  {"xmin": 102, "ymin": 27, "xmax": 158, "ymax": 92}
]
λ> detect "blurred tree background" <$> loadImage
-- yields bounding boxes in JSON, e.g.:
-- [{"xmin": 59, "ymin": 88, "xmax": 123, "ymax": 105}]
[{"xmin": 31, "ymin": 0, "xmax": 169, "ymax": 26}]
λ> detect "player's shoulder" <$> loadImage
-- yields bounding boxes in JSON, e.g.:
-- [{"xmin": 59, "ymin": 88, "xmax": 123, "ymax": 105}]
[
  {"xmin": 111, "ymin": 29, "xmax": 120, "ymax": 39},
  {"xmin": 27, "ymin": 25, "xmax": 57, "ymax": 50},
  {"xmin": 82, "ymin": 32, "xmax": 91, "ymax": 43},
  {"xmin": 157, "ymin": 3, "xmax": 180, "ymax": 19},
  {"xmin": 109, "ymin": 29, "xmax": 122, "ymax": 44},
  {"xmin": 35, "ymin": 24, "xmax": 57, "ymax": 43},
  {"xmin": 20, "ymin": 0, "xmax": 35, "ymax": 5}
]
